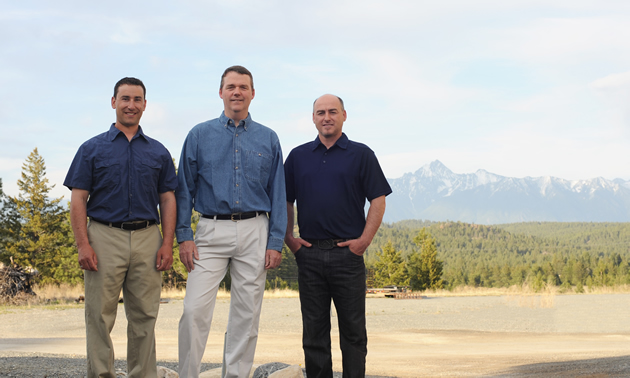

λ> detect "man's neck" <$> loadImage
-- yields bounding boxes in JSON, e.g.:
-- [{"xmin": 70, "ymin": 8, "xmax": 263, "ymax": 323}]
[{"xmin": 115, "ymin": 123, "xmax": 139, "ymax": 141}]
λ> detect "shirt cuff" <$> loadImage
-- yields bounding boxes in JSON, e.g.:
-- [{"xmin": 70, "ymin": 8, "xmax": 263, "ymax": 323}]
[
  {"xmin": 176, "ymin": 228, "xmax": 194, "ymax": 244},
  {"xmin": 266, "ymin": 237, "xmax": 284, "ymax": 252}
]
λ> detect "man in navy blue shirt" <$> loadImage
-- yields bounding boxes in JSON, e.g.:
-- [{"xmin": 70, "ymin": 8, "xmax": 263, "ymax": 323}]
[
  {"xmin": 64, "ymin": 77, "xmax": 177, "ymax": 378},
  {"xmin": 176, "ymin": 66, "xmax": 287, "ymax": 378},
  {"xmin": 284, "ymin": 94, "xmax": 392, "ymax": 378}
]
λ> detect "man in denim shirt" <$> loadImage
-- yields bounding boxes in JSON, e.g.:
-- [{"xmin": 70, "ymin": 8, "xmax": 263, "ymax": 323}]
[
  {"xmin": 176, "ymin": 66, "xmax": 287, "ymax": 378},
  {"xmin": 64, "ymin": 77, "xmax": 177, "ymax": 378},
  {"xmin": 285, "ymin": 94, "xmax": 392, "ymax": 378}
]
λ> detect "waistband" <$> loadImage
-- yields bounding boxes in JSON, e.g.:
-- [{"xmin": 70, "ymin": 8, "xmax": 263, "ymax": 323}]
[
  {"xmin": 303, "ymin": 238, "xmax": 350, "ymax": 250},
  {"xmin": 90, "ymin": 218, "xmax": 156, "ymax": 231},
  {"xmin": 201, "ymin": 211, "xmax": 266, "ymax": 221}
]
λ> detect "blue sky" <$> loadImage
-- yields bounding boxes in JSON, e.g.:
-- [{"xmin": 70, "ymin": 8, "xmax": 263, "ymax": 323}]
[{"xmin": 2, "ymin": 1, "xmax": 630, "ymax": 200}]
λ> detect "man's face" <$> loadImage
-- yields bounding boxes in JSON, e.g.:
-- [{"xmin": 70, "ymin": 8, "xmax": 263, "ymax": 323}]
[
  {"xmin": 111, "ymin": 84, "xmax": 146, "ymax": 128},
  {"xmin": 313, "ymin": 95, "xmax": 347, "ymax": 140},
  {"xmin": 219, "ymin": 72, "xmax": 255, "ymax": 119}
]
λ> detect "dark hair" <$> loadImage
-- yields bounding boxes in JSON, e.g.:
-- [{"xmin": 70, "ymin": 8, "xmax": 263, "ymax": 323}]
[
  {"xmin": 220, "ymin": 66, "xmax": 254, "ymax": 90},
  {"xmin": 114, "ymin": 77, "xmax": 146, "ymax": 98},
  {"xmin": 313, "ymin": 95, "xmax": 345, "ymax": 111}
]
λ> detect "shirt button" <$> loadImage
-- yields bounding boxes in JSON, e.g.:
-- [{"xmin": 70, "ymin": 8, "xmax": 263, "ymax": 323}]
[
  {"xmin": 235, "ymin": 149, "xmax": 238, "ymax": 152},
  {"xmin": 236, "ymin": 201, "xmax": 239, "ymax": 204},
  {"xmin": 235, "ymin": 167, "xmax": 239, "ymax": 169},
  {"xmin": 236, "ymin": 184, "xmax": 239, "ymax": 187},
  {"xmin": 236, "ymin": 134, "xmax": 239, "ymax": 137},
  {"xmin": 323, "ymin": 160, "xmax": 326, "ymax": 163}
]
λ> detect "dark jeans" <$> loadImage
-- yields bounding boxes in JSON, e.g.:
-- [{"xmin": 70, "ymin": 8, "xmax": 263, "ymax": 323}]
[{"xmin": 295, "ymin": 244, "xmax": 367, "ymax": 378}]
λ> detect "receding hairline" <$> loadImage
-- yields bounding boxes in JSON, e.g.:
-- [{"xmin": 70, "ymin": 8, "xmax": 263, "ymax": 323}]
[{"xmin": 313, "ymin": 94, "xmax": 345, "ymax": 112}]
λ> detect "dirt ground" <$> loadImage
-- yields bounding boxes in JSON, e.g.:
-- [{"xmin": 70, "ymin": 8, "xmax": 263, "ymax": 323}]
[{"xmin": 1, "ymin": 294, "xmax": 630, "ymax": 377}]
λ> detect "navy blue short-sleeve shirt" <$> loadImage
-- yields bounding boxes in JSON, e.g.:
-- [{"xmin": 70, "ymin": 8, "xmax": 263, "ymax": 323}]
[
  {"xmin": 64, "ymin": 124, "xmax": 178, "ymax": 223},
  {"xmin": 285, "ymin": 133, "xmax": 392, "ymax": 239}
]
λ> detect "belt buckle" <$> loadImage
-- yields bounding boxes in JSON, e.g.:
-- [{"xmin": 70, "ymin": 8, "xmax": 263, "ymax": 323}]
[
  {"xmin": 230, "ymin": 213, "xmax": 239, "ymax": 222},
  {"xmin": 319, "ymin": 239, "xmax": 334, "ymax": 249}
]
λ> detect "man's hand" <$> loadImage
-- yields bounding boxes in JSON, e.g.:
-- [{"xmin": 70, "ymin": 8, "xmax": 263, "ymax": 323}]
[
  {"xmin": 179, "ymin": 240, "xmax": 199, "ymax": 273},
  {"xmin": 337, "ymin": 237, "xmax": 370, "ymax": 257},
  {"xmin": 265, "ymin": 249, "xmax": 282, "ymax": 270},
  {"xmin": 78, "ymin": 244, "xmax": 98, "ymax": 271},
  {"xmin": 156, "ymin": 245, "xmax": 174, "ymax": 271},
  {"xmin": 284, "ymin": 235, "xmax": 312, "ymax": 254}
]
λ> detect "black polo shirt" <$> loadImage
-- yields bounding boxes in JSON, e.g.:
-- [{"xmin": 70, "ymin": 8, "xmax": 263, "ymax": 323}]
[{"xmin": 285, "ymin": 133, "xmax": 392, "ymax": 240}]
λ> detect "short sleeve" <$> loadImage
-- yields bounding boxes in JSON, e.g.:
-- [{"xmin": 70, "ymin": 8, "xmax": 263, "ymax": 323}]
[
  {"xmin": 158, "ymin": 149, "xmax": 178, "ymax": 193},
  {"xmin": 63, "ymin": 143, "xmax": 93, "ymax": 191},
  {"xmin": 361, "ymin": 149, "xmax": 392, "ymax": 201}
]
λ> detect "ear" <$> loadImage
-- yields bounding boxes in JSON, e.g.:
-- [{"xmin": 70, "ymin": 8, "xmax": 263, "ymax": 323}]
[
  {"xmin": 251, "ymin": 88, "xmax": 255, "ymax": 99},
  {"xmin": 111, "ymin": 96, "xmax": 116, "ymax": 109},
  {"xmin": 342, "ymin": 109, "xmax": 347, "ymax": 122},
  {"xmin": 312, "ymin": 112, "xmax": 316, "ymax": 123},
  {"xmin": 219, "ymin": 88, "xmax": 224, "ymax": 99}
]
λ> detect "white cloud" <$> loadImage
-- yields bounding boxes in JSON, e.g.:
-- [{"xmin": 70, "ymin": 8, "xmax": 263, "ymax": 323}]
[{"xmin": 590, "ymin": 71, "xmax": 630, "ymax": 92}]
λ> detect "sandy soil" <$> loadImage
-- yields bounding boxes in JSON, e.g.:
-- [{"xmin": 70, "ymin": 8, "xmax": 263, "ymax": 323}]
[{"xmin": 1, "ymin": 294, "xmax": 630, "ymax": 377}]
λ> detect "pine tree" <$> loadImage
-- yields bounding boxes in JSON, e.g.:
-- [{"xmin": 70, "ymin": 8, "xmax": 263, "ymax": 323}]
[
  {"xmin": 408, "ymin": 228, "xmax": 443, "ymax": 291},
  {"xmin": 3, "ymin": 148, "xmax": 77, "ymax": 284},
  {"xmin": 372, "ymin": 241, "xmax": 408, "ymax": 287},
  {"xmin": 0, "ymin": 179, "xmax": 21, "ymax": 260}
]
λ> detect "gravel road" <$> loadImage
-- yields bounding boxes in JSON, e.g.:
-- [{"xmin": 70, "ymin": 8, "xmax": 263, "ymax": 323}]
[{"xmin": 1, "ymin": 294, "xmax": 630, "ymax": 377}]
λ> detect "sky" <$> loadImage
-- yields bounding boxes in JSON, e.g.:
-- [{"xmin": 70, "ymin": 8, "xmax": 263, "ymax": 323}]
[{"xmin": 2, "ymin": 0, "xmax": 630, "ymax": 201}]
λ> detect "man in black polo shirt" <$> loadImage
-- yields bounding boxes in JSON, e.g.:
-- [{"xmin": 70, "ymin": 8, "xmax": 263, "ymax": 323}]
[
  {"xmin": 284, "ymin": 94, "xmax": 392, "ymax": 377},
  {"xmin": 64, "ymin": 77, "xmax": 177, "ymax": 377}
]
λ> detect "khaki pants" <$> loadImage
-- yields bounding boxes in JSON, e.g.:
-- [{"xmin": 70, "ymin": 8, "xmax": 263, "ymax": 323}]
[
  {"xmin": 85, "ymin": 221, "xmax": 163, "ymax": 378},
  {"xmin": 178, "ymin": 214, "xmax": 269, "ymax": 378}
]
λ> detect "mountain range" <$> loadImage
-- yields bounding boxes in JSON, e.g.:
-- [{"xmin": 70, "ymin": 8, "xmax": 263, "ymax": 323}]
[{"xmin": 383, "ymin": 160, "xmax": 630, "ymax": 224}]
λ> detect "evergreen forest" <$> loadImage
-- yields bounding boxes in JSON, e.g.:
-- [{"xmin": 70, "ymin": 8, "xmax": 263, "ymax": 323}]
[{"xmin": 2, "ymin": 149, "xmax": 630, "ymax": 293}]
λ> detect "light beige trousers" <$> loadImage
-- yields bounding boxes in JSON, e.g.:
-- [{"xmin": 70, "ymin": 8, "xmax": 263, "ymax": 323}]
[
  {"xmin": 178, "ymin": 214, "xmax": 269, "ymax": 378},
  {"xmin": 85, "ymin": 221, "xmax": 163, "ymax": 378}
]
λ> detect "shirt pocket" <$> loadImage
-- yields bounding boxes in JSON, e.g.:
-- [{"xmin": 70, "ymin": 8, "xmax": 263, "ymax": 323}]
[
  {"xmin": 94, "ymin": 158, "xmax": 120, "ymax": 192},
  {"xmin": 140, "ymin": 156, "xmax": 161, "ymax": 193},
  {"xmin": 244, "ymin": 150, "xmax": 273, "ymax": 183}
]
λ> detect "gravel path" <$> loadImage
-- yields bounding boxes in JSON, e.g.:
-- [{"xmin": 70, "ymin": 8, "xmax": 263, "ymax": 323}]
[{"xmin": 1, "ymin": 294, "xmax": 630, "ymax": 377}]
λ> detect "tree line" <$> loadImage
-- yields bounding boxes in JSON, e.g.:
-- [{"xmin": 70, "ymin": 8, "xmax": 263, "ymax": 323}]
[
  {"xmin": 366, "ymin": 220, "xmax": 630, "ymax": 291},
  {"xmin": 2, "ymin": 148, "xmax": 630, "ymax": 293}
]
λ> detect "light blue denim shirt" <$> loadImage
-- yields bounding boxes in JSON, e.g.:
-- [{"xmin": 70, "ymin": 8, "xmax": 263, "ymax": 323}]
[{"xmin": 175, "ymin": 112, "xmax": 287, "ymax": 251}]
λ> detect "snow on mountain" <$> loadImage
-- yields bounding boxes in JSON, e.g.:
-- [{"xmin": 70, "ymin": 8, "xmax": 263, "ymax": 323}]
[{"xmin": 384, "ymin": 160, "xmax": 630, "ymax": 224}]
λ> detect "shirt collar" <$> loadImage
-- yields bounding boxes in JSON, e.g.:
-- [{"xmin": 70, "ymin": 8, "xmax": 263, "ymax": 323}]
[
  {"xmin": 311, "ymin": 132, "xmax": 349, "ymax": 151},
  {"xmin": 220, "ymin": 111, "xmax": 253, "ymax": 132},
  {"xmin": 107, "ymin": 123, "xmax": 147, "ymax": 141}
]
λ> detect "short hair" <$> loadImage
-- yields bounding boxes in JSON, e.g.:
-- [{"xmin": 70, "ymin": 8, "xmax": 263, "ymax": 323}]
[
  {"xmin": 114, "ymin": 77, "xmax": 146, "ymax": 99},
  {"xmin": 220, "ymin": 65, "xmax": 254, "ymax": 90},
  {"xmin": 313, "ymin": 95, "xmax": 345, "ymax": 112}
]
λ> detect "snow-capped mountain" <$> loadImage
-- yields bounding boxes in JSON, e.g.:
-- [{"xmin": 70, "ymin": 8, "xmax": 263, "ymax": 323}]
[{"xmin": 384, "ymin": 160, "xmax": 630, "ymax": 224}]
